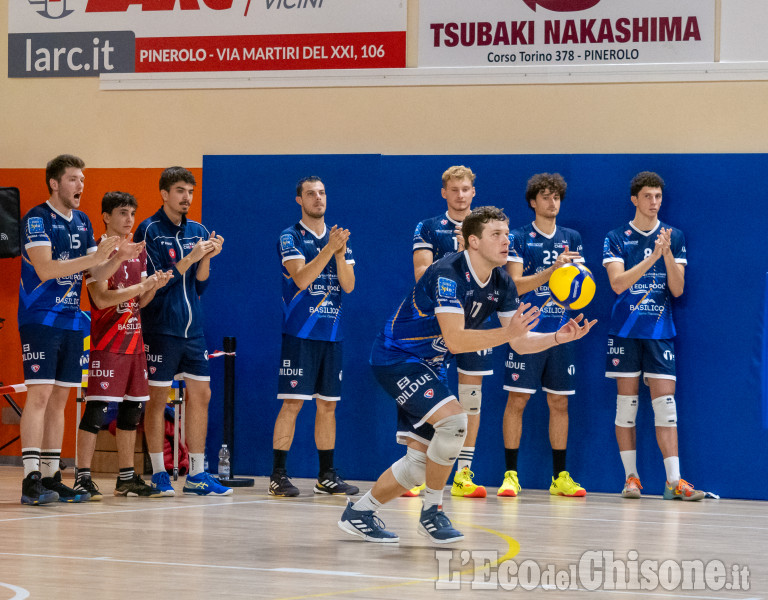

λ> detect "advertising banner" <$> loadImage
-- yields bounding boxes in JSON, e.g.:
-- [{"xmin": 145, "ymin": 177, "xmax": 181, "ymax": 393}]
[
  {"xmin": 419, "ymin": 0, "xmax": 714, "ymax": 68},
  {"xmin": 8, "ymin": 0, "xmax": 407, "ymax": 78}
]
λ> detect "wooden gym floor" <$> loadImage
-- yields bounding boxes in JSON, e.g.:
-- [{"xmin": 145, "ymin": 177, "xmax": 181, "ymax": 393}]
[{"xmin": 0, "ymin": 466, "xmax": 765, "ymax": 600}]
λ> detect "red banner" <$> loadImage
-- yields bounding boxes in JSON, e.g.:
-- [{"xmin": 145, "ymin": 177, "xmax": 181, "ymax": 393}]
[{"xmin": 135, "ymin": 31, "xmax": 406, "ymax": 72}]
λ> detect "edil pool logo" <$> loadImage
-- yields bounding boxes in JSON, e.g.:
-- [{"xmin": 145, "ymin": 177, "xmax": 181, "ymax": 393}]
[
  {"xmin": 28, "ymin": 0, "xmax": 75, "ymax": 19},
  {"xmin": 522, "ymin": 0, "xmax": 601, "ymax": 12}
]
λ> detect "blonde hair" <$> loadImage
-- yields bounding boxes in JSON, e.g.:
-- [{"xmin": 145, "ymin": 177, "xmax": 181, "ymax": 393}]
[{"xmin": 442, "ymin": 165, "xmax": 476, "ymax": 188}]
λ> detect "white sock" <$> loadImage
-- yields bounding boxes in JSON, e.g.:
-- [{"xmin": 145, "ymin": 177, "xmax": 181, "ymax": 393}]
[
  {"xmin": 423, "ymin": 486, "xmax": 444, "ymax": 510},
  {"xmin": 40, "ymin": 449, "xmax": 60, "ymax": 478},
  {"xmin": 22, "ymin": 448, "xmax": 41, "ymax": 477},
  {"xmin": 664, "ymin": 456, "xmax": 680, "ymax": 486},
  {"xmin": 189, "ymin": 453, "xmax": 205, "ymax": 476},
  {"xmin": 456, "ymin": 447, "xmax": 475, "ymax": 472},
  {"xmin": 352, "ymin": 491, "xmax": 382, "ymax": 513},
  {"xmin": 150, "ymin": 452, "xmax": 165, "ymax": 475},
  {"xmin": 620, "ymin": 450, "xmax": 638, "ymax": 479}
]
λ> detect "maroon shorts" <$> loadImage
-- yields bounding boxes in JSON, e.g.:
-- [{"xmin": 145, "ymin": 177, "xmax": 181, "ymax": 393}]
[{"xmin": 86, "ymin": 350, "xmax": 149, "ymax": 403}]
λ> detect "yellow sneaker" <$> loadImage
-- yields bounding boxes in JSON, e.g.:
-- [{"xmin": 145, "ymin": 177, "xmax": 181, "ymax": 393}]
[
  {"xmin": 550, "ymin": 471, "xmax": 586, "ymax": 497},
  {"xmin": 401, "ymin": 483, "xmax": 425, "ymax": 497},
  {"xmin": 451, "ymin": 466, "xmax": 487, "ymax": 498},
  {"xmin": 497, "ymin": 470, "xmax": 521, "ymax": 497}
]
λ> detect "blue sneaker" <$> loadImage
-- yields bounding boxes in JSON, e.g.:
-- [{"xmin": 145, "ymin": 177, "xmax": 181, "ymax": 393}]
[
  {"xmin": 183, "ymin": 472, "xmax": 233, "ymax": 496},
  {"xmin": 151, "ymin": 471, "xmax": 176, "ymax": 497},
  {"xmin": 21, "ymin": 471, "xmax": 59, "ymax": 505},
  {"xmin": 418, "ymin": 504, "xmax": 464, "ymax": 544},
  {"xmin": 337, "ymin": 500, "xmax": 399, "ymax": 543}
]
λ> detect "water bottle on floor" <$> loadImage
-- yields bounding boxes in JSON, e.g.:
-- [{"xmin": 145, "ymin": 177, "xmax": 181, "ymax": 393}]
[{"xmin": 218, "ymin": 444, "xmax": 231, "ymax": 480}]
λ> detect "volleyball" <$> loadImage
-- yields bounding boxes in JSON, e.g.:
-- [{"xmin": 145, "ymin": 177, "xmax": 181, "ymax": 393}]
[{"xmin": 548, "ymin": 263, "xmax": 595, "ymax": 310}]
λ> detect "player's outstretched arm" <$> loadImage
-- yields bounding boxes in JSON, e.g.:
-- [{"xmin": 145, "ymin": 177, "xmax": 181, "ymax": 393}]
[
  {"xmin": 139, "ymin": 270, "xmax": 174, "ymax": 308},
  {"xmin": 437, "ymin": 303, "xmax": 540, "ymax": 355},
  {"xmin": 27, "ymin": 235, "xmax": 120, "ymax": 282},
  {"xmin": 89, "ymin": 238, "xmax": 146, "ymax": 282}
]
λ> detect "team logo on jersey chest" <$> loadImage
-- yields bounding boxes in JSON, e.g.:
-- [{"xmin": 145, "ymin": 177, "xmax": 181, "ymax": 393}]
[
  {"xmin": 625, "ymin": 230, "xmax": 632, "ymax": 236},
  {"xmin": 169, "ymin": 248, "xmax": 176, "ymax": 259},
  {"xmin": 465, "ymin": 272, "xmax": 470, "ymax": 282},
  {"xmin": 529, "ymin": 231, "xmax": 536, "ymax": 238},
  {"xmin": 441, "ymin": 219, "xmax": 448, "ymax": 225}
]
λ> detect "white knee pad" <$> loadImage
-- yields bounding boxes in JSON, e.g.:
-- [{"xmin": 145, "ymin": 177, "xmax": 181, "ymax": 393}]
[
  {"xmin": 391, "ymin": 448, "xmax": 427, "ymax": 490},
  {"xmin": 615, "ymin": 395, "xmax": 639, "ymax": 427},
  {"xmin": 458, "ymin": 384, "xmax": 482, "ymax": 415},
  {"xmin": 426, "ymin": 413, "xmax": 468, "ymax": 466},
  {"xmin": 652, "ymin": 395, "xmax": 677, "ymax": 427}
]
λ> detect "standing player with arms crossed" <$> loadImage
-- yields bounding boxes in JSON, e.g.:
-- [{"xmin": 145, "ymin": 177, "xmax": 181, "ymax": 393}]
[
  {"xmin": 603, "ymin": 171, "xmax": 703, "ymax": 501},
  {"xmin": 338, "ymin": 207, "xmax": 595, "ymax": 543},
  {"xmin": 269, "ymin": 176, "xmax": 358, "ymax": 497},
  {"xmin": 74, "ymin": 192, "xmax": 172, "ymax": 499},
  {"xmin": 501, "ymin": 173, "xmax": 588, "ymax": 498},
  {"xmin": 410, "ymin": 166, "xmax": 491, "ymax": 499},
  {"xmin": 18, "ymin": 155, "xmax": 142, "ymax": 505},
  {"xmin": 135, "ymin": 167, "xmax": 231, "ymax": 497}
]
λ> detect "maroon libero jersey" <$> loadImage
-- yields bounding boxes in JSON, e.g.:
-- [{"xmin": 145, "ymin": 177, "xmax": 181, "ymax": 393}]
[{"xmin": 87, "ymin": 241, "xmax": 147, "ymax": 354}]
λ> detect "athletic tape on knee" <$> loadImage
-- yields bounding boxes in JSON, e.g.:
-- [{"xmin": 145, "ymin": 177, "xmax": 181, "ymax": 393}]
[
  {"xmin": 458, "ymin": 383, "xmax": 482, "ymax": 415},
  {"xmin": 615, "ymin": 395, "xmax": 639, "ymax": 427},
  {"xmin": 391, "ymin": 448, "xmax": 427, "ymax": 490},
  {"xmin": 116, "ymin": 401, "xmax": 143, "ymax": 431},
  {"xmin": 652, "ymin": 395, "xmax": 677, "ymax": 427},
  {"xmin": 79, "ymin": 401, "xmax": 109, "ymax": 434},
  {"xmin": 426, "ymin": 413, "xmax": 468, "ymax": 466}
]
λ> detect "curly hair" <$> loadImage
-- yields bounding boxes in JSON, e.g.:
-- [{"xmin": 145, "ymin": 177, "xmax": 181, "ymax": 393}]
[{"xmin": 525, "ymin": 173, "xmax": 567, "ymax": 211}]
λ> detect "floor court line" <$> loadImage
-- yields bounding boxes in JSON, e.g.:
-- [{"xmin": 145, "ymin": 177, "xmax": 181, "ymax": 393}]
[{"xmin": 0, "ymin": 583, "xmax": 29, "ymax": 600}]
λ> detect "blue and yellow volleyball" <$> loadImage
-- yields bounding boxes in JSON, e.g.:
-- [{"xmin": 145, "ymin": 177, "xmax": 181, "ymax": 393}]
[{"xmin": 548, "ymin": 263, "xmax": 595, "ymax": 310}]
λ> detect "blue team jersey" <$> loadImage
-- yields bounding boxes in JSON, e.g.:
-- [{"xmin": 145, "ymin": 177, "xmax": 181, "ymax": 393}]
[
  {"xmin": 279, "ymin": 221, "xmax": 354, "ymax": 342},
  {"xmin": 602, "ymin": 220, "xmax": 687, "ymax": 339},
  {"xmin": 18, "ymin": 201, "xmax": 97, "ymax": 331},
  {"xmin": 413, "ymin": 212, "xmax": 462, "ymax": 260},
  {"xmin": 371, "ymin": 251, "xmax": 519, "ymax": 367},
  {"xmin": 507, "ymin": 223, "xmax": 585, "ymax": 334}
]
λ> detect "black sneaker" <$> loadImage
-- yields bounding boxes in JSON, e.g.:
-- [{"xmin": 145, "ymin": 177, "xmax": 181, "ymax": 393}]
[
  {"xmin": 115, "ymin": 474, "xmax": 165, "ymax": 498},
  {"xmin": 21, "ymin": 471, "xmax": 59, "ymax": 505},
  {"xmin": 314, "ymin": 468, "xmax": 359, "ymax": 495},
  {"xmin": 269, "ymin": 470, "xmax": 300, "ymax": 497},
  {"xmin": 74, "ymin": 476, "xmax": 103, "ymax": 502},
  {"xmin": 41, "ymin": 471, "xmax": 90, "ymax": 503}
]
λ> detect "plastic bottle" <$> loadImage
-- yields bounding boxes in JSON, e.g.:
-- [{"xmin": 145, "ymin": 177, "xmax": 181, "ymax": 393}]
[{"xmin": 218, "ymin": 444, "xmax": 231, "ymax": 480}]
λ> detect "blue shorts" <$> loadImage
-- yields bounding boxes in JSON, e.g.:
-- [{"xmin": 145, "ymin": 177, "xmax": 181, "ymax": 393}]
[
  {"xmin": 454, "ymin": 347, "xmax": 494, "ymax": 376},
  {"xmin": 371, "ymin": 361, "xmax": 456, "ymax": 447},
  {"xmin": 277, "ymin": 335, "xmax": 342, "ymax": 401},
  {"xmin": 144, "ymin": 333, "xmax": 210, "ymax": 387},
  {"xmin": 605, "ymin": 336, "xmax": 676, "ymax": 381},
  {"xmin": 503, "ymin": 342, "xmax": 576, "ymax": 395},
  {"xmin": 20, "ymin": 324, "xmax": 86, "ymax": 387}
]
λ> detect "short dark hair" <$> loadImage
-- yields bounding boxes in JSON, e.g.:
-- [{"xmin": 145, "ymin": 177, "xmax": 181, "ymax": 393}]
[
  {"xmin": 102, "ymin": 191, "xmax": 138, "ymax": 216},
  {"xmin": 630, "ymin": 171, "xmax": 665, "ymax": 197},
  {"xmin": 462, "ymin": 206, "xmax": 509, "ymax": 242},
  {"xmin": 525, "ymin": 173, "xmax": 567, "ymax": 210},
  {"xmin": 296, "ymin": 176, "xmax": 323, "ymax": 196},
  {"xmin": 46, "ymin": 154, "xmax": 85, "ymax": 194},
  {"xmin": 159, "ymin": 167, "xmax": 196, "ymax": 192}
]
